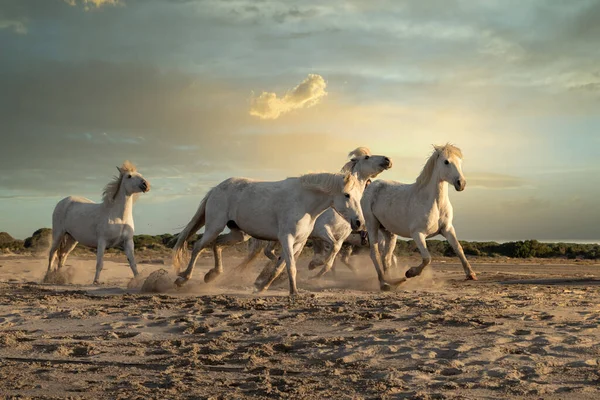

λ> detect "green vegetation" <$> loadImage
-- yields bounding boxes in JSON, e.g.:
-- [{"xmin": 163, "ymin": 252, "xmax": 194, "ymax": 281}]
[{"xmin": 0, "ymin": 229, "xmax": 598, "ymax": 260}]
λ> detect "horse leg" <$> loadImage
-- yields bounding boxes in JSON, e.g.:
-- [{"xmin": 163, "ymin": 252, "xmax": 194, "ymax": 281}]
[
  {"xmin": 338, "ymin": 245, "xmax": 358, "ymax": 275},
  {"xmin": 406, "ymin": 232, "xmax": 431, "ymax": 278},
  {"xmin": 57, "ymin": 234, "xmax": 78, "ymax": 269},
  {"xmin": 380, "ymin": 230, "xmax": 397, "ymax": 274},
  {"xmin": 232, "ymin": 240, "xmax": 263, "ymax": 273},
  {"xmin": 441, "ymin": 225, "xmax": 477, "ymax": 280},
  {"xmin": 255, "ymin": 239, "xmax": 305, "ymax": 294},
  {"xmin": 93, "ymin": 239, "xmax": 107, "ymax": 285},
  {"xmin": 47, "ymin": 231, "xmax": 63, "ymax": 273},
  {"xmin": 206, "ymin": 229, "xmax": 247, "ymax": 283},
  {"xmin": 263, "ymin": 241, "xmax": 278, "ymax": 261},
  {"xmin": 175, "ymin": 226, "xmax": 223, "ymax": 286},
  {"xmin": 315, "ymin": 235, "xmax": 345, "ymax": 279},
  {"xmin": 308, "ymin": 227, "xmax": 335, "ymax": 271},
  {"xmin": 366, "ymin": 223, "xmax": 389, "ymax": 290},
  {"xmin": 123, "ymin": 238, "xmax": 139, "ymax": 278}
]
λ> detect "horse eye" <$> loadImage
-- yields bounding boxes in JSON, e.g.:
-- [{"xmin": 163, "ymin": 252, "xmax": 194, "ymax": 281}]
[
  {"xmin": 127, "ymin": 174, "xmax": 132, "ymax": 178},
  {"xmin": 364, "ymin": 156, "xmax": 370, "ymax": 160},
  {"xmin": 444, "ymin": 160, "xmax": 450, "ymax": 165},
  {"xmin": 344, "ymin": 193, "xmax": 350, "ymax": 198}
]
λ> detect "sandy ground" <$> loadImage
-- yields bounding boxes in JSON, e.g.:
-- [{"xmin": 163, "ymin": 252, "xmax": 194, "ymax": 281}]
[{"xmin": 1, "ymin": 253, "xmax": 600, "ymax": 399}]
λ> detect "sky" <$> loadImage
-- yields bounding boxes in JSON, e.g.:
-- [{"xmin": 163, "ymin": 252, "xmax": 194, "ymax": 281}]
[{"xmin": 0, "ymin": 0, "xmax": 599, "ymax": 242}]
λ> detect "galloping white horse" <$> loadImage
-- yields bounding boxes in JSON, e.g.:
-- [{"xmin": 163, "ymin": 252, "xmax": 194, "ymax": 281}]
[
  {"xmin": 172, "ymin": 172, "xmax": 365, "ymax": 296},
  {"xmin": 361, "ymin": 144, "xmax": 477, "ymax": 291},
  {"xmin": 47, "ymin": 161, "xmax": 150, "ymax": 284},
  {"xmin": 208, "ymin": 147, "xmax": 392, "ymax": 282}
]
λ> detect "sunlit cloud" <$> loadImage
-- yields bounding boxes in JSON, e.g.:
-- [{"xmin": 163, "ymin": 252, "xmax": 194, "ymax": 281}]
[
  {"xmin": 249, "ymin": 74, "xmax": 328, "ymax": 120},
  {"xmin": 468, "ymin": 173, "xmax": 528, "ymax": 189},
  {"xmin": 0, "ymin": 19, "xmax": 27, "ymax": 34},
  {"xmin": 64, "ymin": 0, "xmax": 123, "ymax": 10}
]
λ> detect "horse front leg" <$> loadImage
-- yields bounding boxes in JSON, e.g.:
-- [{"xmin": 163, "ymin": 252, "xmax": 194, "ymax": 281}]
[
  {"xmin": 255, "ymin": 238, "xmax": 305, "ymax": 295},
  {"xmin": 93, "ymin": 238, "xmax": 107, "ymax": 285},
  {"xmin": 314, "ymin": 236, "xmax": 345, "ymax": 279},
  {"xmin": 338, "ymin": 245, "xmax": 358, "ymax": 275},
  {"xmin": 366, "ymin": 225, "xmax": 390, "ymax": 290},
  {"xmin": 406, "ymin": 232, "xmax": 431, "ymax": 278},
  {"xmin": 441, "ymin": 225, "xmax": 477, "ymax": 280},
  {"xmin": 123, "ymin": 238, "xmax": 139, "ymax": 278},
  {"xmin": 379, "ymin": 230, "xmax": 397, "ymax": 274}
]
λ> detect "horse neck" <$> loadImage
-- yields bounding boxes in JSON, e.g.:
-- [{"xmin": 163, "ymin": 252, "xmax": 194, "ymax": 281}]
[
  {"xmin": 107, "ymin": 187, "xmax": 135, "ymax": 222},
  {"xmin": 417, "ymin": 168, "xmax": 449, "ymax": 209},
  {"xmin": 302, "ymin": 189, "xmax": 334, "ymax": 219},
  {"xmin": 351, "ymin": 165, "xmax": 373, "ymax": 185}
]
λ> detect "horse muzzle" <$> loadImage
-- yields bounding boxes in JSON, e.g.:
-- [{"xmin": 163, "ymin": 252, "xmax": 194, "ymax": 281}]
[
  {"xmin": 140, "ymin": 181, "xmax": 151, "ymax": 193},
  {"xmin": 454, "ymin": 179, "xmax": 466, "ymax": 192},
  {"xmin": 351, "ymin": 218, "xmax": 365, "ymax": 231},
  {"xmin": 381, "ymin": 157, "xmax": 393, "ymax": 169}
]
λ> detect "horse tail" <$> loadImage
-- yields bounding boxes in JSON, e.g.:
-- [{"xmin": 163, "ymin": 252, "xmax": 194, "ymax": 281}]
[{"xmin": 172, "ymin": 189, "xmax": 211, "ymax": 272}]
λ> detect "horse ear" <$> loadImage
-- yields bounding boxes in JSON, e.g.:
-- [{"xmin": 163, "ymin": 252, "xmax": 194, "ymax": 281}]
[{"xmin": 116, "ymin": 166, "xmax": 123, "ymax": 174}]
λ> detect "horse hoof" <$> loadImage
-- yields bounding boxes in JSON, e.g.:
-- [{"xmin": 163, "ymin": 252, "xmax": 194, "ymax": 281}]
[
  {"xmin": 405, "ymin": 268, "xmax": 420, "ymax": 278},
  {"xmin": 307, "ymin": 262, "xmax": 317, "ymax": 271},
  {"xmin": 174, "ymin": 276, "xmax": 187, "ymax": 287},
  {"xmin": 253, "ymin": 281, "xmax": 266, "ymax": 293},
  {"xmin": 204, "ymin": 269, "xmax": 221, "ymax": 283},
  {"xmin": 93, "ymin": 280, "xmax": 100, "ymax": 285},
  {"xmin": 380, "ymin": 282, "xmax": 392, "ymax": 291},
  {"xmin": 466, "ymin": 273, "xmax": 478, "ymax": 281}
]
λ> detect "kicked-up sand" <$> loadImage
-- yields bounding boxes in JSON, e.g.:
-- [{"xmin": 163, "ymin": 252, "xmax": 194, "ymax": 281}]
[{"xmin": 1, "ymin": 252, "xmax": 599, "ymax": 399}]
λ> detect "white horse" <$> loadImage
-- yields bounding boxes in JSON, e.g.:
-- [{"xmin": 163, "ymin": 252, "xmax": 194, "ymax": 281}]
[
  {"xmin": 207, "ymin": 147, "xmax": 392, "ymax": 283},
  {"xmin": 47, "ymin": 161, "xmax": 150, "ymax": 284},
  {"xmin": 172, "ymin": 172, "xmax": 365, "ymax": 296},
  {"xmin": 361, "ymin": 143, "xmax": 477, "ymax": 291}
]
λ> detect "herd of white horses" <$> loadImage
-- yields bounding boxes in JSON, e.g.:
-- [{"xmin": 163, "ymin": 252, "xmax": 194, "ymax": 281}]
[{"xmin": 46, "ymin": 144, "xmax": 477, "ymax": 296}]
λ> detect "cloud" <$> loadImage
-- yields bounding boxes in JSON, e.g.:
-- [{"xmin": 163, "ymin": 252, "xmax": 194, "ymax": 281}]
[
  {"xmin": 0, "ymin": 18, "xmax": 27, "ymax": 34},
  {"xmin": 249, "ymin": 74, "xmax": 327, "ymax": 119},
  {"xmin": 468, "ymin": 173, "xmax": 528, "ymax": 189},
  {"xmin": 64, "ymin": 0, "xmax": 123, "ymax": 10},
  {"xmin": 500, "ymin": 196, "xmax": 551, "ymax": 213}
]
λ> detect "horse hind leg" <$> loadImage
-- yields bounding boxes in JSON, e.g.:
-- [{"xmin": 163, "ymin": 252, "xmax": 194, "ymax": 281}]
[
  {"xmin": 47, "ymin": 231, "xmax": 65, "ymax": 273},
  {"xmin": 57, "ymin": 233, "xmax": 78, "ymax": 269},
  {"xmin": 175, "ymin": 218, "xmax": 228, "ymax": 286},
  {"xmin": 233, "ymin": 238, "xmax": 265, "ymax": 273},
  {"xmin": 205, "ymin": 229, "xmax": 248, "ymax": 283}
]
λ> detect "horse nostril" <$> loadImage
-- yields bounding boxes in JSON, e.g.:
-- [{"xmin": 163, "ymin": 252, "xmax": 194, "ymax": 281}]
[{"xmin": 356, "ymin": 220, "xmax": 361, "ymax": 228}]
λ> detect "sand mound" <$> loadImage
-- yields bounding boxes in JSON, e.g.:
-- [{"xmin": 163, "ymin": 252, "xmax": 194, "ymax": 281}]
[
  {"xmin": 138, "ymin": 269, "xmax": 175, "ymax": 293},
  {"xmin": 43, "ymin": 266, "xmax": 77, "ymax": 285}
]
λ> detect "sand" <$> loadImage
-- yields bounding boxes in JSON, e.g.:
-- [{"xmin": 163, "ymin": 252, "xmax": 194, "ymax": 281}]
[{"xmin": 1, "ymin": 253, "xmax": 600, "ymax": 399}]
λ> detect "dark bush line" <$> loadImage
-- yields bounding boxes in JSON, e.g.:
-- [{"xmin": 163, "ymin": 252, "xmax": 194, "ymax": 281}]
[
  {"xmin": 1, "ymin": 230, "xmax": 599, "ymax": 260},
  {"xmin": 393, "ymin": 239, "xmax": 599, "ymax": 260}
]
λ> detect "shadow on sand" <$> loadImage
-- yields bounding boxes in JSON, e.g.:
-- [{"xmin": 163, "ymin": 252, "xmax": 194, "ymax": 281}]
[{"xmin": 500, "ymin": 277, "xmax": 600, "ymax": 286}]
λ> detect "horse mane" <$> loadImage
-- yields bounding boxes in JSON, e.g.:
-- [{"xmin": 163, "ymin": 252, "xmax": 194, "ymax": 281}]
[
  {"xmin": 300, "ymin": 172, "xmax": 358, "ymax": 194},
  {"xmin": 102, "ymin": 160, "xmax": 138, "ymax": 205},
  {"xmin": 415, "ymin": 143, "xmax": 463, "ymax": 188},
  {"xmin": 340, "ymin": 147, "xmax": 372, "ymax": 173}
]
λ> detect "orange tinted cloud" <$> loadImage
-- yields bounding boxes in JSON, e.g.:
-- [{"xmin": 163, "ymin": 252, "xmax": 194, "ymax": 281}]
[{"xmin": 250, "ymin": 74, "xmax": 327, "ymax": 119}]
